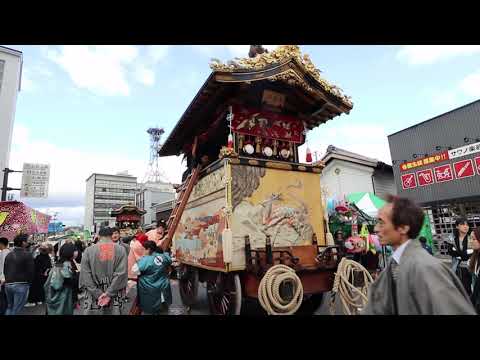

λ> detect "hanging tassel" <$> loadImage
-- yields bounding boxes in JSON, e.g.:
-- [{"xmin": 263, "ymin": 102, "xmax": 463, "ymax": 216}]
[
  {"xmin": 228, "ymin": 133, "xmax": 234, "ymax": 149},
  {"xmin": 255, "ymin": 136, "xmax": 262, "ymax": 154},
  {"xmin": 239, "ymin": 135, "xmax": 244, "ymax": 151},
  {"xmin": 306, "ymin": 145, "xmax": 312, "ymax": 163}
]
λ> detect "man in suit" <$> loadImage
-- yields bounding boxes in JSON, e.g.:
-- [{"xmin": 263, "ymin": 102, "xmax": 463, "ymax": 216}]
[{"xmin": 362, "ymin": 195, "xmax": 475, "ymax": 315}]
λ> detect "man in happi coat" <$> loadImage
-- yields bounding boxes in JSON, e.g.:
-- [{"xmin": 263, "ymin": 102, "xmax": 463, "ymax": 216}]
[
  {"xmin": 79, "ymin": 227, "xmax": 128, "ymax": 315},
  {"xmin": 362, "ymin": 195, "xmax": 476, "ymax": 315}
]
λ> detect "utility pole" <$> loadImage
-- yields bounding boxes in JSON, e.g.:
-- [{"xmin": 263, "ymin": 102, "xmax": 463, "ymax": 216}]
[{"xmin": 1, "ymin": 168, "xmax": 22, "ymax": 201}]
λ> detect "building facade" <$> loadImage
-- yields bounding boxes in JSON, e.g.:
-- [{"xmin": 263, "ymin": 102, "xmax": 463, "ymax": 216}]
[
  {"xmin": 84, "ymin": 173, "xmax": 138, "ymax": 233},
  {"xmin": 135, "ymin": 182, "xmax": 175, "ymax": 226},
  {"xmin": 388, "ymin": 99, "xmax": 480, "ymax": 238},
  {"xmin": 319, "ymin": 145, "xmax": 396, "ymax": 200},
  {"xmin": 0, "ymin": 46, "xmax": 23, "ymax": 174}
]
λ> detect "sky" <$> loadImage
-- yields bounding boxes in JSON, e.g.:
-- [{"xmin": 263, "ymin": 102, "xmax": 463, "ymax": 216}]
[{"xmin": 4, "ymin": 45, "xmax": 480, "ymax": 226}]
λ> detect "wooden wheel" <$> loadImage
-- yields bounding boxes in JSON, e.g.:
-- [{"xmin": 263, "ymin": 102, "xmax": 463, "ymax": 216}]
[
  {"xmin": 178, "ymin": 265, "xmax": 199, "ymax": 307},
  {"xmin": 206, "ymin": 273, "xmax": 242, "ymax": 315}
]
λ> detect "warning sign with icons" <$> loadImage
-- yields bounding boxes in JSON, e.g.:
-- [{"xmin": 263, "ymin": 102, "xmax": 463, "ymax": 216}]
[
  {"xmin": 453, "ymin": 159, "xmax": 475, "ymax": 179},
  {"xmin": 475, "ymin": 156, "xmax": 480, "ymax": 176},
  {"xmin": 433, "ymin": 164, "xmax": 454, "ymax": 183},
  {"xmin": 401, "ymin": 173, "xmax": 417, "ymax": 190},
  {"xmin": 417, "ymin": 169, "xmax": 434, "ymax": 187}
]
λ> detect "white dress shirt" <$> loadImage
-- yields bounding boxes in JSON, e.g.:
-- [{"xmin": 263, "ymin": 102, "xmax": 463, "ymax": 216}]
[{"xmin": 391, "ymin": 240, "xmax": 411, "ymax": 265}]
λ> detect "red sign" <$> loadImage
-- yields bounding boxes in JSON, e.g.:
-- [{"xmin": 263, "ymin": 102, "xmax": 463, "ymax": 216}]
[
  {"xmin": 433, "ymin": 164, "xmax": 454, "ymax": 183},
  {"xmin": 231, "ymin": 105, "xmax": 304, "ymax": 143},
  {"xmin": 475, "ymin": 156, "xmax": 480, "ymax": 175},
  {"xmin": 417, "ymin": 169, "xmax": 434, "ymax": 187},
  {"xmin": 453, "ymin": 159, "xmax": 475, "ymax": 179},
  {"xmin": 400, "ymin": 151, "xmax": 449, "ymax": 172},
  {"xmin": 401, "ymin": 173, "xmax": 417, "ymax": 190},
  {"xmin": 116, "ymin": 214, "xmax": 141, "ymax": 222}
]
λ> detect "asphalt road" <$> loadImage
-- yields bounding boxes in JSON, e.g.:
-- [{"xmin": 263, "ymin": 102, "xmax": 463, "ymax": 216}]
[
  {"xmin": 18, "ymin": 279, "xmax": 334, "ymax": 316},
  {"xmin": 19, "ymin": 256, "xmax": 452, "ymax": 316}
]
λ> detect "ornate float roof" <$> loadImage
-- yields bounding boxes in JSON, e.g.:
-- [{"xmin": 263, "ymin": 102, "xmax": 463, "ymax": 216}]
[
  {"xmin": 159, "ymin": 45, "xmax": 353, "ymax": 157},
  {"xmin": 110, "ymin": 204, "xmax": 146, "ymax": 216},
  {"xmin": 209, "ymin": 45, "xmax": 352, "ymax": 108}
]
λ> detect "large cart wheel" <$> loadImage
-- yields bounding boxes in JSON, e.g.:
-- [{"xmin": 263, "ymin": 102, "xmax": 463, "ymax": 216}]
[
  {"xmin": 206, "ymin": 273, "xmax": 242, "ymax": 315},
  {"xmin": 178, "ymin": 265, "xmax": 199, "ymax": 307}
]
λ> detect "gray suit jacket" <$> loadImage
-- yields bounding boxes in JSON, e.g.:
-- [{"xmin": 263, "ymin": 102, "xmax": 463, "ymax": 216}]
[{"xmin": 362, "ymin": 240, "xmax": 476, "ymax": 315}]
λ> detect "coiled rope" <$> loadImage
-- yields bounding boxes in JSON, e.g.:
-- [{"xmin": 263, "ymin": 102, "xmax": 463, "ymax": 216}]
[
  {"xmin": 258, "ymin": 264, "xmax": 304, "ymax": 315},
  {"xmin": 330, "ymin": 257, "xmax": 373, "ymax": 315}
]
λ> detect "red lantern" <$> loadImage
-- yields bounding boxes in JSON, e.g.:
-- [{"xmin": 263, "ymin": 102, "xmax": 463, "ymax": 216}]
[{"xmin": 306, "ymin": 146, "xmax": 312, "ymax": 163}]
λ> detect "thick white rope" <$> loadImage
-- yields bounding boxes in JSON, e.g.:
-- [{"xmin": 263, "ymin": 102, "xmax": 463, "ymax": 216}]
[
  {"xmin": 330, "ymin": 257, "xmax": 373, "ymax": 315},
  {"xmin": 258, "ymin": 264, "xmax": 304, "ymax": 315}
]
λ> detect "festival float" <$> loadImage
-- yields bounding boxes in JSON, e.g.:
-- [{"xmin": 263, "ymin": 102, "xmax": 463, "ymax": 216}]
[
  {"xmin": 110, "ymin": 204, "xmax": 146, "ymax": 232},
  {"xmin": 0, "ymin": 201, "xmax": 51, "ymax": 242},
  {"xmin": 157, "ymin": 45, "xmax": 360, "ymax": 315}
]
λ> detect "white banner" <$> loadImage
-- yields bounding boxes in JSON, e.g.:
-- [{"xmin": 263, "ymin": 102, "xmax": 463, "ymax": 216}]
[
  {"xmin": 20, "ymin": 163, "xmax": 50, "ymax": 198},
  {"xmin": 448, "ymin": 141, "xmax": 480, "ymax": 159}
]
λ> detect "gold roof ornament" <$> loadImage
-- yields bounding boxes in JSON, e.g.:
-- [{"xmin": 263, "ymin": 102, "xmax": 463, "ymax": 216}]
[{"xmin": 209, "ymin": 45, "xmax": 353, "ymax": 107}]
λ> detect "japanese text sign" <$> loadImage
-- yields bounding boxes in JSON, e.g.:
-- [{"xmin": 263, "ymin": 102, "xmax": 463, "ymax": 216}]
[
  {"xmin": 400, "ymin": 151, "xmax": 449, "ymax": 172},
  {"xmin": 449, "ymin": 141, "xmax": 480, "ymax": 159}
]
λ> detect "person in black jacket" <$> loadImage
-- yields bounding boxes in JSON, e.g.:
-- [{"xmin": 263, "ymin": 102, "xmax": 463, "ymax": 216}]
[
  {"xmin": 26, "ymin": 244, "xmax": 52, "ymax": 306},
  {"xmin": 448, "ymin": 217, "xmax": 473, "ymax": 294},
  {"xmin": 468, "ymin": 227, "xmax": 480, "ymax": 314},
  {"xmin": 3, "ymin": 234, "xmax": 35, "ymax": 315}
]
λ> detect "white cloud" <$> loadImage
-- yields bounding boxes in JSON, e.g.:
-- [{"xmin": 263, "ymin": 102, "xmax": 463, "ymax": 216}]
[
  {"xmin": 21, "ymin": 71, "xmax": 35, "ymax": 92},
  {"xmin": 146, "ymin": 45, "xmax": 170, "ymax": 62},
  {"xmin": 45, "ymin": 45, "xmax": 141, "ymax": 96},
  {"xmin": 459, "ymin": 69, "xmax": 480, "ymax": 97},
  {"xmin": 302, "ymin": 123, "xmax": 392, "ymax": 165},
  {"xmin": 431, "ymin": 90, "xmax": 459, "ymax": 109},
  {"xmin": 192, "ymin": 45, "xmax": 280, "ymax": 59},
  {"xmin": 9, "ymin": 123, "xmax": 185, "ymax": 225},
  {"xmin": 134, "ymin": 64, "xmax": 155, "ymax": 86},
  {"xmin": 397, "ymin": 45, "xmax": 480, "ymax": 65}
]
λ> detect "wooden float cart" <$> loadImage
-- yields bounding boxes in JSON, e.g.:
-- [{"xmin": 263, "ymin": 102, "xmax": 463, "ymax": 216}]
[{"xmin": 158, "ymin": 45, "xmax": 354, "ymax": 315}]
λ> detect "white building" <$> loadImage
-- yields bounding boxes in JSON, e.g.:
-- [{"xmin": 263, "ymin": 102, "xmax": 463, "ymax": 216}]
[
  {"xmin": 0, "ymin": 46, "xmax": 23, "ymax": 174},
  {"xmin": 319, "ymin": 145, "xmax": 396, "ymax": 201},
  {"xmin": 84, "ymin": 172, "xmax": 138, "ymax": 233},
  {"xmin": 135, "ymin": 182, "xmax": 175, "ymax": 227}
]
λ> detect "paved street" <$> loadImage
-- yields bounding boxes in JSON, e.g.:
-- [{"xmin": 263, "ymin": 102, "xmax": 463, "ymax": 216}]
[{"xmin": 18, "ymin": 256, "xmax": 452, "ymax": 316}]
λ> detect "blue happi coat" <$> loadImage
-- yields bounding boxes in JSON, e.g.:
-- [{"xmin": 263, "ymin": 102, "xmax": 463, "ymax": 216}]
[{"xmin": 137, "ymin": 252, "xmax": 172, "ymax": 314}]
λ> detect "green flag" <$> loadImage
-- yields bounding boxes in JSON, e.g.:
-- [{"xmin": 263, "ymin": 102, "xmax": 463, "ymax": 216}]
[{"xmin": 417, "ymin": 213, "xmax": 434, "ymax": 253}]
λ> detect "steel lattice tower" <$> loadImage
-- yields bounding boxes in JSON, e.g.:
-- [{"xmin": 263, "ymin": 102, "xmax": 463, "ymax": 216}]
[{"xmin": 142, "ymin": 127, "xmax": 169, "ymax": 184}]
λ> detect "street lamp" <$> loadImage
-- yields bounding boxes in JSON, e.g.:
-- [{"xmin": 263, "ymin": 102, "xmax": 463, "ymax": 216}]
[
  {"xmin": 412, "ymin": 153, "xmax": 429, "ymax": 159},
  {"xmin": 435, "ymin": 145, "xmax": 453, "ymax": 151},
  {"xmin": 464, "ymin": 137, "xmax": 480, "ymax": 143}
]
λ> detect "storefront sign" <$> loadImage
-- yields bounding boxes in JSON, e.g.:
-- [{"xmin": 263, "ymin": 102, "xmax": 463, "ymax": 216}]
[
  {"xmin": 453, "ymin": 159, "xmax": 475, "ymax": 179},
  {"xmin": 401, "ymin": 173, "xmax": 417, "ymax": 190},
  {"xmin": 400, "ymin": 151, "xmax": 449, "ymax": 172},
  {"xmin": 417, "ymin": 169, "xmax": 434, "ymax": 186},
  {"xmin": 433, "ymin": 164, "xmax": 454, "ymax": 183},
  {"xmin": 448, "ymin": 141, "xmax": 480, "ymax": 159},
  {"xmin": 475, "ymin": 156, "xmax": 480, "ymax": 175}
]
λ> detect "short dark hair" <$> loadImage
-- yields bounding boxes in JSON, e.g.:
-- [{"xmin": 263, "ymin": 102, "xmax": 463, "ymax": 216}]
[
  {"xmin": 455, "ymin": 217, "xmax": 468, "ymax": 226},
  {"xmin": 142, "ymin": 240, "xmax": 162, "ymax": 253},
  {"xmin": 385, "ymin": 195, "xmax": 424, "ymax": 239},
  {"xmin": 58, "ymin": 243, "xmax": 76, "ymax": 263},
  {"xmin": 111, "ymin": 226, "xmax": 120, "ymax": 234},
  {"xmin": 0, "ymin": 237, "xmax": 8, "ymax": 247},
  {"xmin": 13, "ymin": 234, "xmax": 29, "ymax": 247},
  {"xmin": 98, "ymin": 227, "xmax": 113, "ymax": 237}
]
